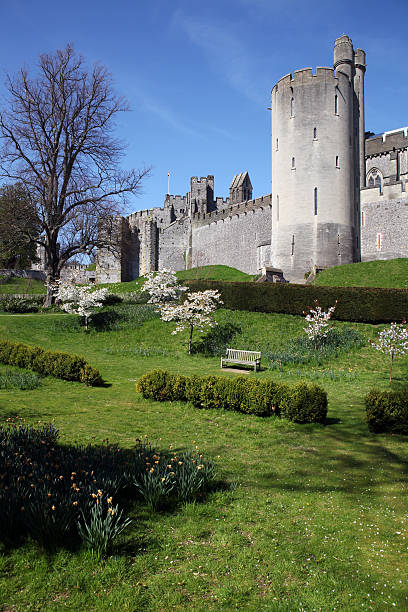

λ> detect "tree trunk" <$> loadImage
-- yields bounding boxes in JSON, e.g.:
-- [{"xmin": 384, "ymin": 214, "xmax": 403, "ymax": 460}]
[
  {"xmin": 44, "ymin": 241, "xmax": 61, "ymax": 307},
  {"xmin": 390, "ymin": 352, "xmax": 394, "ymax": 383},
  {"xmin": 188, "ymin": 324, "xmax": 194, "ymax": 355}
]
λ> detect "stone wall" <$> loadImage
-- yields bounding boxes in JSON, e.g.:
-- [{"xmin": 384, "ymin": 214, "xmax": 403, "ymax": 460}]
[
  {"xmin": 361, "ymin": 183, "xmax": 408, "ymax": 261},
  {"xmin": 158, "ymin": 218, "xmax": 191, "ymax": 271},
  {"xmin": 191, "ymin": 203, "xmax": 272, "ymax": 274}
]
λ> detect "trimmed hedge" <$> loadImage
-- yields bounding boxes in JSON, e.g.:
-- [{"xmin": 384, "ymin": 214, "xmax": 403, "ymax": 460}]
[
  {"xmin": 0, "ymin": 339, "xmax": 103, "ymax": 386},
  {"xmin": 137, "ymin": 369, "xmax": 328, "ymax": 424},
  {"xmin": 365, "ymin": 388, "xmax": 408, "ymax": 434},
  {"xmin": 184, "ymin": 280, "xmax": 408, "ymax": 323}
]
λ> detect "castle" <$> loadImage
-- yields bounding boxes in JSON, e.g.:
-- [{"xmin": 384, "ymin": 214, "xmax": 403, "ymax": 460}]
[{"xmin": 95, "ymin": 35, "xmax": 408, "ymax": 284}]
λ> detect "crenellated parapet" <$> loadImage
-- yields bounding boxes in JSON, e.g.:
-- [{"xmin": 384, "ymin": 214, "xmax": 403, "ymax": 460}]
[{"xmin": 192, "ymin": 194, "xmax": 272, "ymax": 227}]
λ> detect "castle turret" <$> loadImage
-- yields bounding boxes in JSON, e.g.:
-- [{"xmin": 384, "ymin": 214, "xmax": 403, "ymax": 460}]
[
  {"xmin": 190, "ymin": 176, "xmax": 214, "ymax": 214},
  {"xmin": 270, "ymin": 35, "xmax": 365, "ymax": 280}
]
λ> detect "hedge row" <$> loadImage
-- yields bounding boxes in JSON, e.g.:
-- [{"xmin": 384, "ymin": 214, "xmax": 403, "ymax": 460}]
[
  {"xmin": 365, "ymin": 389, "xmax": 408, "ymax": 434},
  {"xmin": 137, "ymin": 369, "xmax": 328, "ymax": 423},
  {"xmin": 184, "ymin": 280, "xmax": 408, "ymax": 323},
  {"xmin": 0, "ymin": 339, "xmax": 103, "ymax": 386}
]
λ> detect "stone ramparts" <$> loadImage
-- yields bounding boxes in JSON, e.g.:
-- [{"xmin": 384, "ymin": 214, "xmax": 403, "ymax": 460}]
[{"xmin": 192, "ymin": 194, "xmax": 272, "ymax": 228}]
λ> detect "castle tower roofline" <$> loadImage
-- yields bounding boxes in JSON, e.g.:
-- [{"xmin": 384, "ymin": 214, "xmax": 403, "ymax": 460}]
[{"xmin": 272, "ymin": 66, "xmax": 342, "ymax": 93}]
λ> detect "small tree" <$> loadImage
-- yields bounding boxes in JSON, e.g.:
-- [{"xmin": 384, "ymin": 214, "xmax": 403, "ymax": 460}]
[
  {"xmin": 160, "ymin": 290, "xmax": 223, "ymax": 354},
  {"xmin": 303, "ymin": 300, "xmax": 337, "ymax": 349},
  {"xmin": 370, "ymin": 322, "xmax": 408, "ymax": 382},
  {"xmin": 142, "ymin": 269, "xmax": 187, "ymax": 305},
  {"xmin": 57, "ymin": 283, "xmax": 108, "ymax": 330}
]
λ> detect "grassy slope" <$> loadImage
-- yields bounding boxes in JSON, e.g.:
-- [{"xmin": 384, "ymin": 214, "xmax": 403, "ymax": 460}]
[
  {"xmin": 0, "ymin": 308, "xmax": 407, "ymax": 610},
  {"xmin": 0, "ymin": 276, "xmax": 46, "ymax": 294},
  {"xmin": 313, "ymin": 257, "xmax": 408, "ymax": 288},
  {"xmin": 98, "ymin": 265, "xmax": 254, "ymax": 293}
]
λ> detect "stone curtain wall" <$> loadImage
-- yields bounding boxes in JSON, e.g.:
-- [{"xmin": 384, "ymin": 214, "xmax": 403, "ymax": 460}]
[
  {"xmin": 361, "ymin": 189, "xmax": 408, "ymax": 261},
  {"xmin": 191, "ymin": 205, "xmax": 272, "ymax": 274},
  {"xmin": 158, "ymin": 218, "xmax": 191, "ymax": 271}
]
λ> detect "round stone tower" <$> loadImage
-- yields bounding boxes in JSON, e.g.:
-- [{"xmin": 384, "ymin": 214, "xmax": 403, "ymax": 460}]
[{"xmin": 271, "ymin": 35, "xmax": 365, "ymax": 281}]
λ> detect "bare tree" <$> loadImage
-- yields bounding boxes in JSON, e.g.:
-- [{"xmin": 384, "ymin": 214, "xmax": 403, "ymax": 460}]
[{"xmin": 0, "ymin": 45, "xmax": 150, "ymax": 304}]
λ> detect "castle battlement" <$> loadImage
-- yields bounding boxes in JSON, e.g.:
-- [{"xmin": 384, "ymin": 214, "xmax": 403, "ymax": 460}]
[
  {"xmin": 192, "ymin": 194, "xmax": 272, "ymax": 227},
  {"xmin": 272, "ymin": 66, "xmax": 340, "ymax": 93},
  {"xmin": 366, "ymin": 128, "xmax": 408, "ymax": 156}
]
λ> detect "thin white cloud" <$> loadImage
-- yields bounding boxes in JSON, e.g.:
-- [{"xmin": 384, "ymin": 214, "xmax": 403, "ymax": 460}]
[
  {"xmin": 173, "ymin": 11, "xmax": 265, "ymax": 106},
  {"xmin": 131, "ymin": 87, "xmax": 209, "ymax": 141}
]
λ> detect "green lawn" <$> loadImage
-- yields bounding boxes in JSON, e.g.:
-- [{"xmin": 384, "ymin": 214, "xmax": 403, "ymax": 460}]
[
  {"xmin": 0, "ymin": 276, "xmax": 46, "ymax": 294},
  {"xmin": 0, "ymin": 307, "xmax": 407, "ymax": 610},
  {"xmin": 313, "ymin": 258, "xmax": 408, "ymax": 288},
  {"xmin": 98, "ymin": 265, "xmax": 254, "ymax": 294}
]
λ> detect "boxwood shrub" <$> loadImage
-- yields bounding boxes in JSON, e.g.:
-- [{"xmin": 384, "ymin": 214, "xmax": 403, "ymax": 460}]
[
  {"xmin": 137, "ymin": 369, "xmax": 327, "ymax": 423},
  {"xmin": 184, "ymin": 280, "xmax": 408, "ymax": 323},
  {"xmin": 365, "ymin": 388, "xmax": 408, "ymax": 434},
  {"xmin": 0, "ymin": 339, "xmax": 103, "ymax": 386}
]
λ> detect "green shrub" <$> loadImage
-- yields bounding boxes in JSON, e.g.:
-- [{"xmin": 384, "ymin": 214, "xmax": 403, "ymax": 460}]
[
  {"xmin": 281, "ymin": 382, "xmax": 328, "ymax": 423},
  {"xmin": 0, "ymin": 339, "xmax": 103, "ymax": 386},
  {"xmin": 80, "ymin": 365, "xmax": 104, "ymax": 387},
  {"xmin": 184, "ymin": 280, "xmax": 408, "ymax": 324},
  {"xmin": 137, "ymin": 370, "xmax": 327, "ymax": 423},
  {"xmin": 365, "ymin": 389, "xmax": 408, "ymax": 434},
  {"xmin": 0, "ymin": 296, "xmax": 42, "ymax": 313}
]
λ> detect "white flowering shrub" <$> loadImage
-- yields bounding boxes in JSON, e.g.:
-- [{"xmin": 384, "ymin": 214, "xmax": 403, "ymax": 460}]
[
  {"xmin": 160, "ymin": 290, "xmax": 223, "ymax": 354},
  {"xmin": 56, "ymin": 283, "xmax": 108, "ymax": 330},
  {"xmin": 303, "ymin": 300, "xmax": 337, "ymax": 348},
  {"xmin": 142, "ymin": 269, "xmax": 187, "ymax": 305},
  {"xmin": 370, "ymin": 321, "xmax": 408, "ymax": 382}
]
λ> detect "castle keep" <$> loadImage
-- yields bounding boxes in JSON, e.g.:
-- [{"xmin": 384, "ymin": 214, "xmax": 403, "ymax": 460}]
[{"xmin": 96, "ymin": 35, "xmax": 408, "ymax": 284}]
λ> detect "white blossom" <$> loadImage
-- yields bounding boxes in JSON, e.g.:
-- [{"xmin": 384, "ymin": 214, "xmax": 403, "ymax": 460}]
[
  {"xmin": 370, "ymin": 321, "xmax": 408, "ymax": 382},
  {"xmin": 56, "ymin": 282, "xmax": 108, "ymax": 330},
  {"xmin": 303, "ymin": 300, "xmax": 337, "ymax": 347},
  {"xmin": 142, "ymin": 269, "xmax": 187, "ymax": 305},
  {"xmin": 159, "ymin": 290, "xmax": 223, "ymax": 354}
]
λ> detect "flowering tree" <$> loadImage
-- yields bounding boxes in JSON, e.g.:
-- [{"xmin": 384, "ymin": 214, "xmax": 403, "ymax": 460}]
[
  {"xmin": 303, "ymin": 300, "xmax": 337, "ymax": 349},
  {"xmin": 160, "ymin": 290, "xmax": 223, "ymax": 354},
  {"xmin": 56, "ymin": 283, "xmax": 108, "ymax": 330},
  {"xmin": 142, "ymin": 269, "xmax": 187, "ymax": 305},
  {"xmin": 370, "ymin": 322, "xmax": 408, "ymax": 382}
]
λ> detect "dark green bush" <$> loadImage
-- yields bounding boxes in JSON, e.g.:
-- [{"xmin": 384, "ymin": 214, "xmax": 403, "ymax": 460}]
[
  {"xmin": 191, "ymin": 321, "xmax": 241, "ymax": 356},
  {"xmin": 0, "ymin": 339, "xmax": 103, "ymax": 386},
  {"xmin": 365, "ymin": 389, "xmax": 408, "ymax": 434},
  {"xmin": 281, "ymin": 382, "xmax": 328, "ymax": 423},
  {"xmin": 185, "ymin": 280, "xmax": 408, "ymax": 324},
  {"xmin": 137, "ymin": 370, "xmax": 327, "ymax": 423},
  {"xmin": 0, "ymin": 296, "xmax": 42, "ymax": 313}
]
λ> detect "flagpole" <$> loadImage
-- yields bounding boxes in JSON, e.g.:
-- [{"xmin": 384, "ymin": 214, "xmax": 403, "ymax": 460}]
[{"xmin": 167, "ymin": 171, "xmax": 170, "ymax": 195}]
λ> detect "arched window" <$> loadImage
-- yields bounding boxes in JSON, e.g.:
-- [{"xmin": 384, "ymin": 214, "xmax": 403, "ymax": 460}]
[
  {"xmin": 367, "ymin": 169, "xmax": 383, "ymax": 190},
  {"xmin": 335, "ymin": 94, "xmax": 338, "ymax": 115},
  {"xmin": 314, "ymin": 188, "xmax": 318, "ymax": 215},
  {"xmin": 290, "ymin": 97, "xmax": 294, "ymax": 117}
]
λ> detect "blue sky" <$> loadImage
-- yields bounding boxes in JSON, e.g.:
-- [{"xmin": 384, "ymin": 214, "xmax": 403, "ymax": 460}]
[{"xmin": 0, "ymin": 0, "xmax": 407, "ymax": 213}]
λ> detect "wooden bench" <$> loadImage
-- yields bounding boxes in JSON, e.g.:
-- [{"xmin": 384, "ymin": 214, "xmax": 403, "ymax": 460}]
[{"xmin": 221, "ymin": 348, "xmax": 261, "ymax": 372}]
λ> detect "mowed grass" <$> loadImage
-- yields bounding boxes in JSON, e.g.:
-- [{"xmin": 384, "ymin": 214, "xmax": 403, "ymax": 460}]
[
  {"xmin": 0, "ymin": 307, "xmax": 407, "ymax": 610},
  {"xmin": 0, "ymin": 276, "xmax": 46, "ymax": 294},
  {"xmin": 98, "ymin": 265, "xmax": 254, "ymax": 293},
  {"xmin": 313, "ymin": 257, "xmax": 408, "ymax": 288}
]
